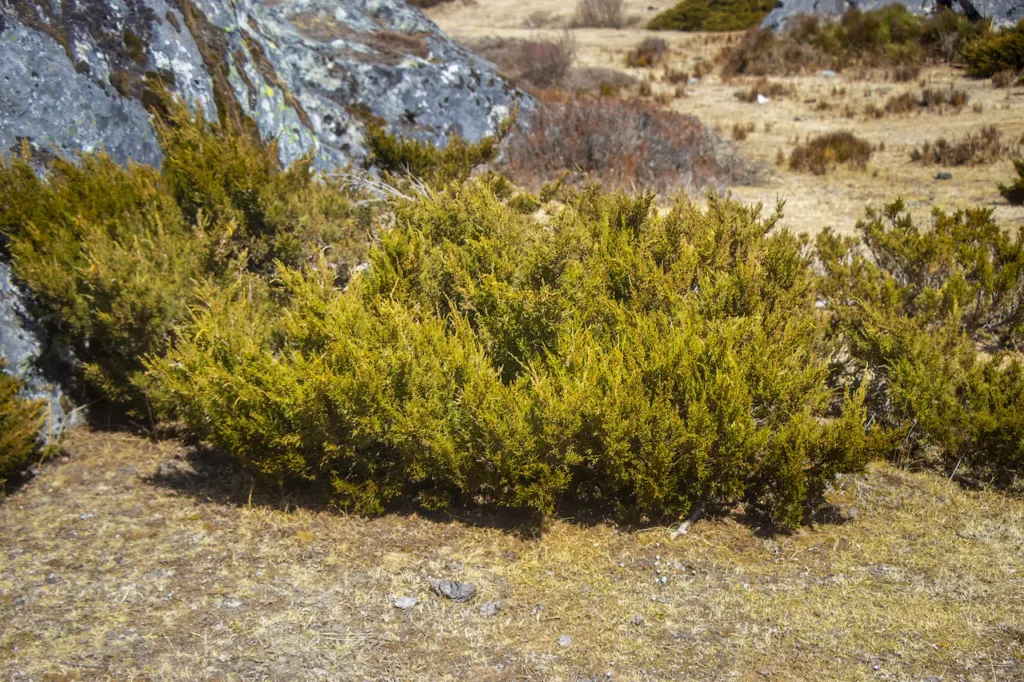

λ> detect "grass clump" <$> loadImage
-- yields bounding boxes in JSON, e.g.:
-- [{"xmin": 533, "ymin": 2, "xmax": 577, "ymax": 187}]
[
  {"xmin": 625, "ymin": 37, "xmax": 668, "ymax": 68},
  {"xmin": 816, "ymin": 201, "xmax": 1024, "ymax": 485},
  {"xmin": 1000, "ymin": 159, "xmax": 1024, "ymax": 205},
  {"xmin": 647, "ymin": 0, "xmax": 779, "ymax": 32},
  {"xmin": 151, "ymin": 184, "xmax": 882, "ymax": 529},
  {"xmin": 0, "ymin": 360, "xmax": 45, "ymax": 490},
  {"xmin": 789, "ymin": 131, "xmax": 873, "ymax": 174},
  {"xmin": 910, "ymin": 125, "xmax": 1019, "ymax": 166}
]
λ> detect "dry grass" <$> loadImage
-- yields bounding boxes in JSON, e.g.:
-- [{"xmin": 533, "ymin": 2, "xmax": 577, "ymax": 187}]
[
  {"xmin": 2, "ymin": 428, "xmax": 1023, "ymax": 680},
  {"xmin": 910, "ymin": 125, "xmax": 1023, "ymax": 166},
  {"xmin": 789, "ymin": 131, "xmax": 874, "ymax": 175}
]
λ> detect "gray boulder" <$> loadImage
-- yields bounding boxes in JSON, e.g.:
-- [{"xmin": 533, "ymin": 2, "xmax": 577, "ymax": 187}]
[
  {"xmin": 761, "ymin": 0, "xmax": 1023, "ymax": 31},
  {"xmin": 0, "ymin": 262, "xmax": 80, "ymax": 438},
  {"xmin": 0, "ymin": 0, "xmax": 525, "ymax": 170},
  {"xmin": 0, "ymin": 0, "xmax": 525, "ymax": 427}
]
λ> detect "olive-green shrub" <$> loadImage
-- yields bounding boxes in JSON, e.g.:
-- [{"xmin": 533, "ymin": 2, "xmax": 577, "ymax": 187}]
[
  {"xmin": 961, "ymin": 19, "xmax": 1024, "ymax": 78},
  {"xmin": 152, "ymin": 181, "xmax": 881, "ymax": 529},
  {"xmin": 816, "ymin": 201, "xmax": 1024, "ymax": 483},
  {"xmin": 0, "ymin": 360, "xmax": 44, "ymax": 490},
  {"xmin": 647, "ymin": 0, "xmax": 779, "ymax": 32},
  {"xmin": 0, "ymin": 104, "xmax": 370, "ymax": 416}
]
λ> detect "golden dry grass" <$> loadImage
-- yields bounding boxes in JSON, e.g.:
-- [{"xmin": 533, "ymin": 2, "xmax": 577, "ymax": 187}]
[{"xmin": 1, "ymin": 428, "xmax": 1022, "ymax": 680}]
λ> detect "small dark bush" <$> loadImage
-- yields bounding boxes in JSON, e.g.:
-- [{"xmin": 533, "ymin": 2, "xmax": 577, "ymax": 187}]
[
  {"xmin": 647, "ymin": 0, "xmax": 779, "ymax": 32},
  {"xmin": 883, "ymin": 91, "xmax": 919, "ymax": 114},
  {"xmin": 0, "ymin": 360, "xmax": 45, "ymax": 490},
  {"xmin": 961, "ymin": 20, "xmax": 1024, "ymax": 78},
  {"xmin": 467, "ymin": 34, "xmax": 577, "ymax": 90},
  {"xmin": 1000, "ymin": 159, "xmax": 1024, "ymax": 205},
  {"xmin": 500, "ymin": 90, "xmax": 758, "ymax": 194},
  {"xmin": 572, "ymin": 0, "xmax": 624, "ymax": 28},
  {"xmin": 892, "ymin": 64, "xmax": 921, "ymax": 82},
  {"xmin": 789, "ymin": 131, "xmax": 873, "ymax": 174},
  {"xmin": 152, "ymin": 184, "xmax": 881, "ymax": 529},
  {"xmin": 991, "ymin": 69, "xmax": 1019, "ymax": 88},
  {"xmin": 626, "ymin": 37, "xmax": 668, "ymax": 68},
  {"xmin": 909, "ymin": 126, "xmax": 1019, "ymax": 166}
]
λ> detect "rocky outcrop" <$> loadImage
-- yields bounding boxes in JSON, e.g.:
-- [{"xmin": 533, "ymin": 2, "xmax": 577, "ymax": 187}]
[
  {"xmin": 0, "ymin": 0, "xmax": 524, "ymax": 423},
  {"xmin": 0, "ymin": 262, "xmax": 80, "ymax": 437},
  {"xmin": 0, "ymin": 0, "xmax": 524, "ymax": 169},
  {"xmin": 761, "ymin": 0, "xmax": 1023, "ymax": 30}
]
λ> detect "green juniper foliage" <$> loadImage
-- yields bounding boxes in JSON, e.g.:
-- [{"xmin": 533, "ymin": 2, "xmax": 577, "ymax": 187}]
[
  {"xmin": 647, "ymin": 0, "xmax": 780, "ymax": 32},
  {"xmin": 816, "ymin": 201, "xmax": 1024, "ymax": 484},
  {"xmin": 151, "ymin": 182, "xmax": 882, "ymax": 529},
  {"xmin": 0, "ymin": 360, "xmax": 45, "ymax": 490},
  {"xmin": 0, "ymin": 102, "xmax": 370, "ymax": 416}
]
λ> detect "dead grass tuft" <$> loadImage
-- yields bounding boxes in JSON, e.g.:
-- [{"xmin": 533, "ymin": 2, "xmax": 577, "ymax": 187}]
[
  {"xmin": 910, "ymin": 125, "xmax": 1022, "ymax": 166},
  {"xmin": 789, "ymin": 131, "xmax": 873, "ymax": 174}
]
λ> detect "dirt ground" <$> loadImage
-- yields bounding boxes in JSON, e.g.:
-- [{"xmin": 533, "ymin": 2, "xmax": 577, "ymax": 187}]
[
  {"xmin": 2, "ymin": 429, "xmax": 1023, "ymax": 681},
  {"xmin": 429, "ymin": 0, "xmax": 1024, "ymax": 236}
]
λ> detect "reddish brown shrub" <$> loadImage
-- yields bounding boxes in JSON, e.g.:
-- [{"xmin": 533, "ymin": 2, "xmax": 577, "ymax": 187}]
[
  {"xmin": 500, "ymin": 91, "xmax": 758, "ymax": 194},
  {"xmin": 468, "ymin": 33, "xmax": 577, "ymax": 90}
]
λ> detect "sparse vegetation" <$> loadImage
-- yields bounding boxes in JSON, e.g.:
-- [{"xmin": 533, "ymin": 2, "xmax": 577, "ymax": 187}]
[
  {"xmin": 500, "ymin": 90, "xmax": 757, "ymax": 194},
  {"xmin": 721, "ymin": 6, "xmax": 989, "ymax": 77},
  {"xmin": 571, "ymin": 0, "xmax": 624, "ymax": 29},
  {"xmin": 734, "ymin": 78, "xmax": 792, "ymax": 102},
  {"xmin": 789, "ymin": 131, "xmax": 873, "ymax": 174},
  {"xmin": 880, "ymin": 86, "xmax": 969, "ymax": 115},
  {"xmin": 0, "ymin": 361, "xmax": 44, "ymax": 491},
  {"xmin": 647, "ymin": 0, "xmax": 779, "ymax": 32},
  {"xmin": 625, "ymin": 37, "xmax": 668, "ymax": 68},
  {"xmin": 910, "ymin": 125, "xmax": 1019, "ymax": 166}
]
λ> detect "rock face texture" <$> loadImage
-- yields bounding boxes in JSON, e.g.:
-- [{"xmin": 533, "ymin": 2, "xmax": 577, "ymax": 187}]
[
  {"xmin": 0, "ymin": 0, "xmax": 523, "ymax": 421},
  {"xmin": 0, "ymin": 0, "xmax": 523, "ymax": 169},
  {"xmin": 761, "ymin": 0, "xmax": 1024, "ymax": 30},
  {"xmin": 0, "ymin": 262, "xmax": 79, "ymax": 435}
]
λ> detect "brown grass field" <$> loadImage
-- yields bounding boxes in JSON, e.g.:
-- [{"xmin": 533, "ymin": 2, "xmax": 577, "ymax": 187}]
[
  {"xmin": 3, "ymin": 2, "xmax": 1024, "ymax": 680},
  {"xmin": 2, "ymin": 429, "xmax": 1023, "ymax": 680}
]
